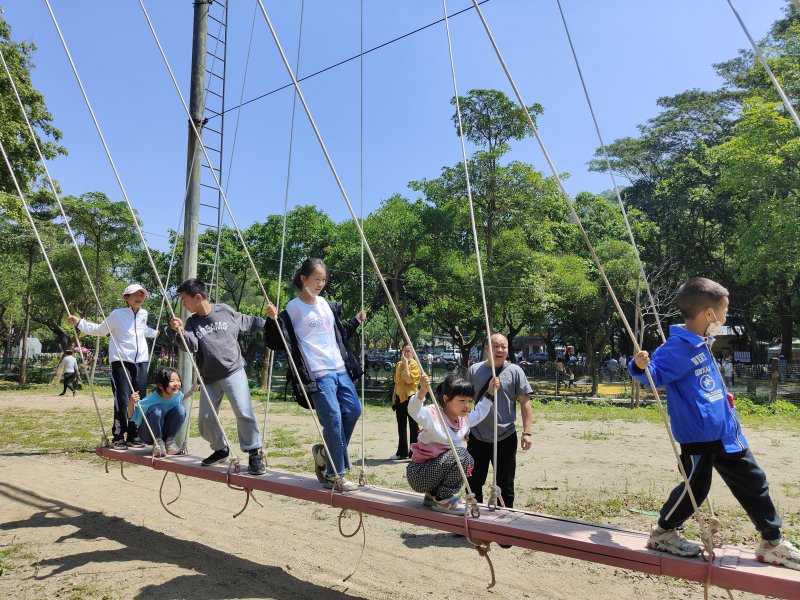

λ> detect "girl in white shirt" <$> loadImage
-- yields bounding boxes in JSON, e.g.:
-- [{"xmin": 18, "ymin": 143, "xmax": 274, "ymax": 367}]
[
  {"xmin": 266, "ymin": 258, "xmax": 365, "ymax": 491},
  {"xmin": 406, "ymin": 373, "xmax": 498, "ymax": 515}
]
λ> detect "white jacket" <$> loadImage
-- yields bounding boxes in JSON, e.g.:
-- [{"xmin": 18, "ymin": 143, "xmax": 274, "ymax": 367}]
[
  {"xmin": 78, "ymin": 307, "xmax": 157, "ymax": 363},
  {"xmin": 408, "ymin": 392, "xmax": 492, "ymax": 448}
]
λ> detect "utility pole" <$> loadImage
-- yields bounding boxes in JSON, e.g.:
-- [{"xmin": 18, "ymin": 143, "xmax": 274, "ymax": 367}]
[{"xmin": 177, "ymin": 0, "xmax": 208, "ymax": 445}]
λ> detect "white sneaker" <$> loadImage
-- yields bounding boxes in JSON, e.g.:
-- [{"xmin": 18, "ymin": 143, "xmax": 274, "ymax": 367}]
[
  {"xmin": 154, "ymin": 438, "xmax": 167, "ymax": 458},
  {"xmin": 431, "ymin": 495, "xmax": 465, "ymax": 515},
  {"xmin": 756, "ymin": 537, "xmax": 800, "ymax": 570},
  {"xmin": 646, "ymin": 525, "xmax": 702, "ymax": 557},
  {"xmin": 322, "ymin": 476, "xmax": 359, "ymax": 492}
]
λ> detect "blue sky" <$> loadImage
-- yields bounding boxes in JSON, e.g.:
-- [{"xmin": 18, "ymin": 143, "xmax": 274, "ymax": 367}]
[{"xmin": 2, "ymin": 1, "xmax": 789, "ymax": 251}]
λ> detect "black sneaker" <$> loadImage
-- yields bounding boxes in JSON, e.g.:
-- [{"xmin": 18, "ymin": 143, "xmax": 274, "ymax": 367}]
[
  {"xmin": 201, "ymin": 447, "xmax": 229, "ymax": 466},
  {"xmin": 248, "ymin": 449, "xmax": 267, "ymax": 475},
  {"xmin": 126, "ymin": 438, "xmax": 145, "ymax": 449},
  {"xmin": 112, "ymin": 439, "xmax": 128, "ymax": 450}
]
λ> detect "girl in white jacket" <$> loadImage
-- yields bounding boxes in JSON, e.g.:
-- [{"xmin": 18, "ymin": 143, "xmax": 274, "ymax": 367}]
[
  {"xmin": 406, "ymin": 372, "xmax": 498, "ymax": 515},
  {"xmin": 68, "ymin": 284, "xmax": 157, "ymax": 448}
]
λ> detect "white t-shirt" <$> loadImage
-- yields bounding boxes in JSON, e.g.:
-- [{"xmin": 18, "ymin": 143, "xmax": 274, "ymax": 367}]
[
  {"xmin": 285, "ymin": 296, "xmax": 345, "ymax": 377},
  {"xmin": 60, "ymin": 355, "xmax": 78, "ymax": 374}
]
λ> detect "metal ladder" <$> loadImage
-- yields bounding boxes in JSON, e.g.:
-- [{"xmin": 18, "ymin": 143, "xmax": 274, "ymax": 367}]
[{"xmin": 197, "ymin": 0, "xmax": 229, "ymax": 303}]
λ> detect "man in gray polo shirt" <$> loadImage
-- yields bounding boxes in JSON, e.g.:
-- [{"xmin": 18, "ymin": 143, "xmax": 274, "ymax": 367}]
[{"xmin": 467, "ymin": 333, "xmax": 533, "ymax": 508}]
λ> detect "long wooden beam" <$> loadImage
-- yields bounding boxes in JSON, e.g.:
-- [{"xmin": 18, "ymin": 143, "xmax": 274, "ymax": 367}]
[{"xmin": 96, "ymin": 447, "xmax": 800, "ymax": 598}]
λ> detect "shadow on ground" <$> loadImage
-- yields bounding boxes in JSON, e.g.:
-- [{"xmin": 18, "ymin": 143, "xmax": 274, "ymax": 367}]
[{"xmin": 0, "ymin": 481, "xmax": 368, "ymax": 600}]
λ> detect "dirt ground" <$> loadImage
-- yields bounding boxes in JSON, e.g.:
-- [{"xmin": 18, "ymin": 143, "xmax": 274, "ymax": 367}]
[{"xmin": 0, "ymin": 391, "xmax": 797, "ymax": 600}]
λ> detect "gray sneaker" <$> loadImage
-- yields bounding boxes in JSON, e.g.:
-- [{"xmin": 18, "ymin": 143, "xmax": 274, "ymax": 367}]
[
  {"xmin": 756, "ymin": 537, "xmax": 800, "ymax": 570},
  {"xmin": 154, "ymin": 438, "xmax": 167, "ymax": 457},
  {"xmin": 322, "ymin": 476, "xmax": 358, "ymax": 492},
  {"xmin": 164, "ymin": 437, "xmax": 180, "ymax": 455},
  {"xmin": 646, "ymin": 525, "xmax": 702, "ymax": 557},
  {"xmin": 311, "ymin": 444, "xmax": 327, "ymax": 484}
]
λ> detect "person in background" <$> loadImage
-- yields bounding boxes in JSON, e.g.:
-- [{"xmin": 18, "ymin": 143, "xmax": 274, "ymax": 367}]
[
  {"xmin": 466, "ymin": 333, "xmax": 533, "ymax": 509},
  {"xmin": 389, "ymin": 344, "xmax": 421, "ymax": 461},
  {"xmin": 57, "ymin": 348, "xmax": 80, "ymax": 397}
]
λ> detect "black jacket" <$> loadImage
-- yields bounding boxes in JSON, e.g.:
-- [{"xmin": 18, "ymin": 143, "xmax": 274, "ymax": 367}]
[{"xmin": 263, "ymin": 298, "xmax": 363, "ymax": 408}]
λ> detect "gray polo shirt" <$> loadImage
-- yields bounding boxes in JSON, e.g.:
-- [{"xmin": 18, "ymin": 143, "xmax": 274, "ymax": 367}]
[{"xmin": 468, "ymin": 360, "xmax": 532, "ymax": 443}]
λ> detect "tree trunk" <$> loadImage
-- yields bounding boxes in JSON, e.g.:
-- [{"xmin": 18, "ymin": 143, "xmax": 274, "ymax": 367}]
[{"xmin": 18, "ymin": 247, "xmax": 34, "ymax": 386}]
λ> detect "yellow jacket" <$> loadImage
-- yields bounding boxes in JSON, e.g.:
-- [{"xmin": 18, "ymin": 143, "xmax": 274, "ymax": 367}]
[{"xmin": 394, "ymin": 359, "xmax": 420, "ymax": 402}]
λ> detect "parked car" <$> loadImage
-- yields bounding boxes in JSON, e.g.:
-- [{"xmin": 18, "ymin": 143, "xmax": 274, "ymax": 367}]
[
  {"xmin": 528, "ymin": 352, "xmax": 551, "ymax": 364},
  {"xmin": 439, "ymin": 351, "xmax": 462, "ymax": 371}
]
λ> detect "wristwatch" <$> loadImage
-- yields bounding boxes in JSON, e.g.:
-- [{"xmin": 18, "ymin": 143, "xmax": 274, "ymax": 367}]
[{"xmin": 521, "ymin": 432, "xmax": 532, "ymax": 437}]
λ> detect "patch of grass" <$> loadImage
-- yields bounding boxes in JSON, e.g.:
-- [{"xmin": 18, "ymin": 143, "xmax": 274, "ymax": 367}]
[
  {"xmin": 781, "ymin": 482, "xmax": 800, "ymax": 499},
  {"xmin": 58, "ymin": 580, "xmax": 118, "ymax": 600},
  {"xmin": 0, "ymin": 407, "xmax": 100, "ymax": 453},
  {"xmin": 575, "ymin": 429, "xmax": 609, "ymax": 441}
]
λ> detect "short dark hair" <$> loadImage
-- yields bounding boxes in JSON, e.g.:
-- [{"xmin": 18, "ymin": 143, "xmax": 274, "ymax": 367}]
[
  {"xmin": 65, "ymin": 349, "xmax": 74, "ymax": 355},
  {"xmin": 176, "ymin": 278, "xmax": 207, "ymax": 299},
  {"xmin": 155, "ymin": 366, "xmax": 181, "ymax": 391},
  {"xmin": 434, "ymin": 372, "xmax": 475, "ymax": 407},
  {"xmin": 292, "ymin": 258, "xmax": 328, "ymax": 290},
  {"xmin": 675, "ymin": 277, "xmax": 729, "ymax": 319}
]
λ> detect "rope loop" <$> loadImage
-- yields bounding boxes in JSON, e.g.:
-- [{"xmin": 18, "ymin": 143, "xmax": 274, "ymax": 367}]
[
  {"xmin": 358, "ymin": 469, "xmax": 368, "ymax": 487},
  {"xmin": 159, "ymin": 471, "xmax": 184, "ymax": 519},
  {"xmin": 338, "ymin": 509, "xmax": 367, "ymax": 582}
]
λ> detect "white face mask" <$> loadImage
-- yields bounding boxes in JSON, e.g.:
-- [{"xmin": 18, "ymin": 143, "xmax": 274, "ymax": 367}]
[
  {"xmin": 706, "ymin": 311, "xmax": 723, "ymax": 337},
  {"xmin": 304, "ymin": 286, "xmax": 320, "ymax": 298}
]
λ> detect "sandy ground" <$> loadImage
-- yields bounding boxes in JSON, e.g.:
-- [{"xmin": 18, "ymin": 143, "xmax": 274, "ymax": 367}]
[{"xmin": 0, "ymin": 391, "xmax": 798, "ymax": 600}]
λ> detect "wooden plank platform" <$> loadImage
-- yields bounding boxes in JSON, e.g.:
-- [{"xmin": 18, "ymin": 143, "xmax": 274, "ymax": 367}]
[{"xmin": 96, "ymin": 446, "xmax": 800, "ymax": 598}]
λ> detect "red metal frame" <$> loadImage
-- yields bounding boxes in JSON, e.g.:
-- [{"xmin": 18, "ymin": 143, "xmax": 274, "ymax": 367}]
[{"xmin": 96, "ymin": 446, "xmax": 800, "ymax": 598}]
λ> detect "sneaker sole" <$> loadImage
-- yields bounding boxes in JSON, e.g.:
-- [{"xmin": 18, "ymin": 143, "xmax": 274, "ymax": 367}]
[
  {"xmin": 311, "ymin": 444, "xmax": 327, "ymax": 484},
  {"xmin": 647, "ymin": 540, "xmax": 702, "ymax": 558},
  {"xmin": 431, "ymin": 504, "xmax": 465, "ymax": 516}
]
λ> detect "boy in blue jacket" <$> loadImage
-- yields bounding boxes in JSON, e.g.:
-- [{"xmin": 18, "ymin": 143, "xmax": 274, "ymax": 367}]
[{"xmin": 629, "ymin": 277, "xmax": 798, "ymax": 570}]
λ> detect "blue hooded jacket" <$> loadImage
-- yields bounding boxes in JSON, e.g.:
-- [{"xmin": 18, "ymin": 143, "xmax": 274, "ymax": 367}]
[{"xmin": 628, "ymin": 325, "xmax": 747, "ymax": 453}]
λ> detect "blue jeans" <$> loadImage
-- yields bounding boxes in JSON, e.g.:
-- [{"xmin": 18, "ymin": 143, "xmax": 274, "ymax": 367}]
[
  {"xmin": 138, "ymin": 403, "xmax": 186, "ymax": 444},
  {"xmin": 199, "ymin": 368, "xmax": 263, "ymax": 452},
  {"xmin": 312, "ymin": 371, "xmax": 362, "ymax": 477}
]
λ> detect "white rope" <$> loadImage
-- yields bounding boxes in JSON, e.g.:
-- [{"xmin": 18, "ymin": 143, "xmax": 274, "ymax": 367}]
[
  {"xmin": 441, "ymin": 0, "xmax": 500, "ymax": 508},
  {"xmin": 137, "ymin": 0, "xmax": 343, "ymax": 482},
  {"xmin": 358, "ymin": 0, "xmax": 368, "ymax": 486},
  {"xmin": 44, "ymin": 0, "xmax": 236, "ymax": 462},
  {"xmin": 555, "ymin": 0, "xmax": 665, "ymax": 343},
  {"xmin": 261, "ymin": 0, "xmax": 305, "ymax": 452},
  {"xmin": 726, "ymin": 0, "xmax": 800, "ymax": 134},
  {"xmin": 0, "ymin": 46, "xmax": 167, "ymax": 450},
  {"xmin": 254, "ymin": 0, "xmax": 478, "ymax": 502},
  {"xmin": 468, "ymin": 0, "xmax": 714, "ymax": 553}
]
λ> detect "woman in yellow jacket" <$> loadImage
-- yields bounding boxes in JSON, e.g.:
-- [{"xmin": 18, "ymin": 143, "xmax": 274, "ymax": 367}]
[{"xmin": 389, "ymin": 345, "xmax": 421, "ymax": 460}]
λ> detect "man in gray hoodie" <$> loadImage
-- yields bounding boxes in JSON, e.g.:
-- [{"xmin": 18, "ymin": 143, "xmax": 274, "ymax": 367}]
[{"xmin": 170, "ymin": 278, "xmax": 266, "ymax": 475}]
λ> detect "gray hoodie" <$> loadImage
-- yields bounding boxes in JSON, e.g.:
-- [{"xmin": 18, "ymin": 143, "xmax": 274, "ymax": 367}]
[{"xmin": 181, "ymin": 303, "xmax": 265, "ymax": 382}]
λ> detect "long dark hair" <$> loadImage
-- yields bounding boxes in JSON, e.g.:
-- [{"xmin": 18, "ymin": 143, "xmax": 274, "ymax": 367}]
[
  {"xmin": 434, "ymin": 373, "xmax": 474, "ymax": 408},
  {"xmin": 292, "ymin": 258, "xmax": 328, "ymax": 290},
  {"xmin": 156, "ymin": 367, "xmax": 181, "ymax": 392}
]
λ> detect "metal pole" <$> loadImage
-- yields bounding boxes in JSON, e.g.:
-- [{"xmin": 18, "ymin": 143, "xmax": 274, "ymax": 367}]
[{"xmin": 177, "ymin": 0, "xmax": 208, "ymax": 446}]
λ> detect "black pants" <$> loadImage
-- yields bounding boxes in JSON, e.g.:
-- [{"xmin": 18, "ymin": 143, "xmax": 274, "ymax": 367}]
[
  {"xmin": 466, "ymin": 432, "xmax": 518, "ymax": 508},
  {"xmin": 110, "ymin": 361, "xmax": 148, "ymax": 442},
  {"xmin": 658, "ymin": 447, "xmax": 782, "ymax": 541},
  {"xmin": 61, "ymin": 372, "xmax": 77, "ymax": 394},
  {"xmin": 394, "ymin": 399, "xmax": 419, "ymax": 458}
]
